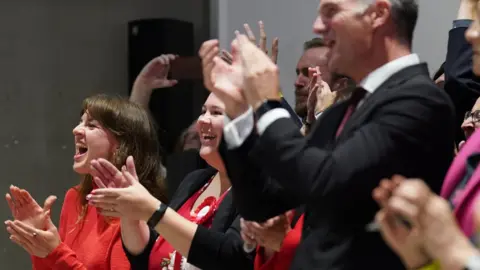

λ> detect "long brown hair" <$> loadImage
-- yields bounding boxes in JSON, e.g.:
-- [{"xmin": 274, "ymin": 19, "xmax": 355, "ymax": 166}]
[{"xmin": 76, "ymin": 94, "xmax": 167, "ymax": 220}]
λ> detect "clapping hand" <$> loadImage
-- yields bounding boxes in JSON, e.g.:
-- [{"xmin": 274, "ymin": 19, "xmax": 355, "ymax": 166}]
[
  {"xmin": 87, "ymin": 156, "xmax": 161, "ymax": 222},
  {"xmin": 306, "ymin": 67, "xmax": 322, "ymax": 124},
  {"xmin": 5, "ymin": 185, "xmax": 57, "ymax": 230},
  {"xmin": 240, "ymin": 211, "xmax": 292, "ymax": 252},
  {"xmin": 5, "ymin": 212, "xmax": 61, "ymax": 258},
  {"xmin": 5, "ymin": 186, "xmax": 60, "ymax": 258},
  {"xmin": 373, "ymin": 176, "xmax": 430, "ymax": 269},
  {"xmin": 243, "ymin": 21, "xmax": 279, "ymax": 64},
  {"xmin": 235, "ymin": 32, "xmax": 281, "ymax": 110},
  {"xmin": 200, "ymin": 38, "xmax": 249, "ymax": 118}
]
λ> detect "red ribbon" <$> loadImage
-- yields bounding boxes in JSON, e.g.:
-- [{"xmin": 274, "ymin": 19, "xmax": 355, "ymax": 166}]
[{"xmin": 189, "ymin": 196, "xmax": 217, "ymax": 224}]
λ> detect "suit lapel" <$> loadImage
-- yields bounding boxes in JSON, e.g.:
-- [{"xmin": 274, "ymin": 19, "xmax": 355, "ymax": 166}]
[
  {"xmin": 337, "ymin": 64, "xmax": 430, "ymax": 140},
  {"xmin": 310, "ymin": 100, "xmax": 349, "ymax": 147}
]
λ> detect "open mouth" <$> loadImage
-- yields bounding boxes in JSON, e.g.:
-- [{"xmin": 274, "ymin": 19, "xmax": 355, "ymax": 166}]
[
  {"xmin": 74, "ymin": 144, "xmax": 88, "ymax": 159},
  {"xmin": 201, "ymin": 133, "xmax": 217, "ymax": 144}
]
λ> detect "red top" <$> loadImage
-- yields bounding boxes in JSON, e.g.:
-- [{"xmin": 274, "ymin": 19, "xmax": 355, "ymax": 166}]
[
  {"xmin": 149, "ymin": 179, "xmax": 229, "ymax": 270},
  {"xmin": 31, "ymin": 187, "xmax": 130, "ymax": 270},
  {"xmin": 254, "ymin": 214, "xmax": 305, "ymax": 270}
]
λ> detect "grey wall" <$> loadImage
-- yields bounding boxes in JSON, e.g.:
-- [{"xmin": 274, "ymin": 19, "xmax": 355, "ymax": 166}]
[
  {"xmin": 0, "ymin": 1, "xmax": 209, "ymax": 268},
  {"xmin": 211, "ymin": 0, "xmax": 459, "ymax": 105}
]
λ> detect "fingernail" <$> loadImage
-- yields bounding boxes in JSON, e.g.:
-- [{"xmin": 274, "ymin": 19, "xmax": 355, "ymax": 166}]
[{"xmin": 86, "ymin": 194, "xmax": 92, "ymax": 200}]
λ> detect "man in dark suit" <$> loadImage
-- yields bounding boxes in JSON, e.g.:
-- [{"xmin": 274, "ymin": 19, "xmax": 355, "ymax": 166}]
[{"xmin": 206, "ymin": 0, "xmax": 455, "ymax": 269}]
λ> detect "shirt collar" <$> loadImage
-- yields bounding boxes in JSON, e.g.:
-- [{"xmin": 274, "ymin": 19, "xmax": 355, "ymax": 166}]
[{"xmin": 359, "ymin": 54, "xmax": 420, "ymax": 94}]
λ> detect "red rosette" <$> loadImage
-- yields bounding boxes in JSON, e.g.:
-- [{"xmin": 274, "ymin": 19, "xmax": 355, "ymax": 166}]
[{"xmin": 189, "ymin": 196, "xmax": 217, "ymax": 224}]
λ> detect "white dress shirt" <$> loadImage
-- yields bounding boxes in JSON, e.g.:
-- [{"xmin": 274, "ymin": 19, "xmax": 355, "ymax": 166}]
[{"xmin": 223, "ymin": 54, "xmax": 421, "ymax": 149}]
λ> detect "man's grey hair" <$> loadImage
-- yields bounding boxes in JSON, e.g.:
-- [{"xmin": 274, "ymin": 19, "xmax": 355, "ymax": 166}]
[{"xmin": 359, "ymin": 0, "xmax": 418, "ymax": 46}]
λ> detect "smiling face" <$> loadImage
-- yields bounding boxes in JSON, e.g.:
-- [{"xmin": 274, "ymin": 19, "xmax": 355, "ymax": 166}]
[
  {"xmin": 72, "ymin": 111, "xmax": 118, "ymax": 175},
  {"xmin": 313, "ymin": 0, "xmax": 387, "ymax": 80},
  {"xmin": 196, "ymin": 93, "xmax": 224, "ymax": 155}
]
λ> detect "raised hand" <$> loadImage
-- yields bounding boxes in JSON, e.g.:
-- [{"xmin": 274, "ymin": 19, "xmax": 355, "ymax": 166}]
[
  {"xmin": 306, "ymin": 67, "xmax": 321, "ymax": 124},
  {"xmin": 243, "ymin": 21, "xmax": 279, "ymax": 64},
  {"xmin": 5, "ymin": 186, "xmax": 57, "ymax": 230},
  {"xmin": 219, "ymin": 49, "xmax": 233, "ymax": 65},
  {"xmin": 314, "ymin": 70, "xmax": 336, "ymax": 115},
  {"xmin": 241, "ymin": 212, "xmax": 292, "ymax": 252},
  {"xmin": 90, "ymin": 157, "xmax": 136, "ymax": 189},
  {"xmin": 200, "ymin": 38, "xmax": 248, "ymax": 118},
  {"xmin": 235, "ymin": 32, "xmax": 280, "ymax": 110},
  {"xmin": 87, "ymin": 156, "xmax": 161, "ymax": 221},
  {"xmin": 133, "ymin": 54, "xmax": 178, "ymax": 92},
  {"xmin": 199, "ymin": 39, "xmax": 220, "ymax": 92},
  {"xmin": 5, "ymin": 210, "xmax": 61, "ymax": 258}
]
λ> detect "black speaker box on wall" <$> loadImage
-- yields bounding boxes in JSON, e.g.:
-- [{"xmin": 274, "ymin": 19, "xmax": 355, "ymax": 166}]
[{"xmin": 128, "ymin": 18, "xmax": 195, "ymax": 156}]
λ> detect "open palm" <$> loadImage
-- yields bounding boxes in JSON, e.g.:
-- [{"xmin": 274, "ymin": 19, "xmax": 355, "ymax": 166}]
[
  {"xmin": 135, "ymin": 54, "xmax": 178, "ymax": 90},
  {"xmin": 6, "ymin": 186, "xmax": 56, "ymax": 230},
  {"xmin": 211, "ymin": 56, "xmax": 245, "ymax": 104}
]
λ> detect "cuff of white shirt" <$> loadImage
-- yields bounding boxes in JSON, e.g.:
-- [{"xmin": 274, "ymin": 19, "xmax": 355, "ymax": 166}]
[
  {"xmin": 256, "ymin": 108, "xmax": 291, "ymax": 135},
  {"xmin": 223, "ymin": 107, "xmax": 254, "ymax": 149}
]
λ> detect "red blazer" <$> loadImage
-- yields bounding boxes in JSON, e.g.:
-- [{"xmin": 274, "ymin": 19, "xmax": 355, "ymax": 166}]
[{"xmin": 254, "ymin": 214, "xmax": 304, "ymax": 270}]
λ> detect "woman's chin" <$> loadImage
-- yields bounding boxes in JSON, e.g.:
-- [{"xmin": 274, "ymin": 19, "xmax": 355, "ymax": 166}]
[
  {"xmin": 73, "ymin": 162, "xmax": 91, "ymax": 175},
  {"xmin": 199, "ymin": 146, "xmax": 217, "ymax": 157}
]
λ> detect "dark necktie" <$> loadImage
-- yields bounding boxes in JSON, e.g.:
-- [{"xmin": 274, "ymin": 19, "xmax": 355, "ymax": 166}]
[{"xmin": 335, "ymin": 87, "xmax": 367, "ymax": 137}]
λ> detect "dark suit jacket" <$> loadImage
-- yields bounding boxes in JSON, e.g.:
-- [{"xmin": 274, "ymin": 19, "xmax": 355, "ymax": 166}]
[
  {"xmin": 222, "ymin": 63, "xmax": 455, "ymax": 270},
  {"xmin": 124, "ymin": 167, "xmax": 254, "ymax": 270},
  {"xmin": 445, "ymin": 26, "xmax": 480, "ymax": 143}
]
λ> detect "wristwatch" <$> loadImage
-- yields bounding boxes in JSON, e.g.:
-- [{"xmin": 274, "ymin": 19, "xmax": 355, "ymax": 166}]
[
  {"xmin": 254, "ymin": 100, "xmax": 283, "ymax": 119},
  {"xmin": 147, "ymin": 203, "xmax": 168, "ymax": 228}
]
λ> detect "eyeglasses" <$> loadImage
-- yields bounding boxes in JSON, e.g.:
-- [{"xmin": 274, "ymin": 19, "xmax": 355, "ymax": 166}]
[{"xmin": 464, "ymin": 110, "xmax": 480, "ymax": 123}]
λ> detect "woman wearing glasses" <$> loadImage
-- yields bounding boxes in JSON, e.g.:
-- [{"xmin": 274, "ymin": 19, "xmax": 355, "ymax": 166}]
[{"xmin": 461, "ymin": 98, "xmax": 480, "ymax": 149}]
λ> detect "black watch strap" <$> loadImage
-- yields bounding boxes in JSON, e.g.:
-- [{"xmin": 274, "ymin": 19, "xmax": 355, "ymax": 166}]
[
  {"xmin": 147, "ymin": 203, "xmax": 168, "ymax": 228},
  {"xmin": 254, "ymin": 100, "xmax": 283, "ymax": 119}
]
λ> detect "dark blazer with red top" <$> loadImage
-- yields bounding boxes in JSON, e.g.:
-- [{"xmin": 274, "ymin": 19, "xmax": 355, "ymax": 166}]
[{"xmin": 124, "ymin": 167, "xmax": 254, "ymax": 270}]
